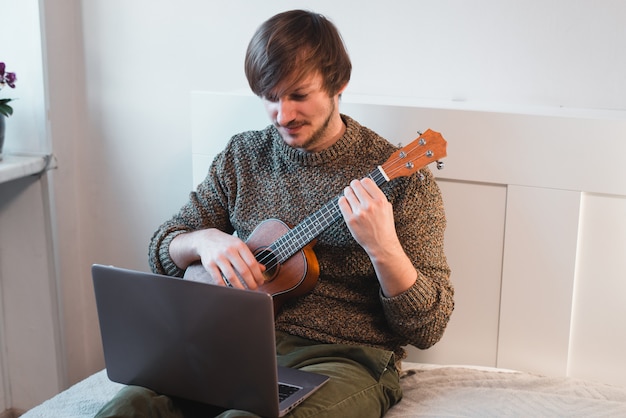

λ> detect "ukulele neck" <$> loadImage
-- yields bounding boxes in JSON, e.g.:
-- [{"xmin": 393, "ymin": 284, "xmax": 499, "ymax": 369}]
[
  {"xmin": 260, "ymin": 128, "xmax": 448, "ymax": 266},
  {"xmin": 268, "ymin": 166, "xmax": 388, "ymax": 264}
]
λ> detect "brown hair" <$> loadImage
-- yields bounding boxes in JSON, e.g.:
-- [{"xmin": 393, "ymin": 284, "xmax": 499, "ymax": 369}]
[{"xmin": 245, "ymin": 10, "xmax": 351, "ymax": 98}]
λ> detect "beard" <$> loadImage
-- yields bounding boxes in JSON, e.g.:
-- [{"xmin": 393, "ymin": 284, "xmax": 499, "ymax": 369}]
[
  {"xmin": 299, "ymin": 99, "xmax": 335, "ymax": 151},
  {"xmin": 276, "ymin": 97, "xmax": 337, "ymax": 152}
]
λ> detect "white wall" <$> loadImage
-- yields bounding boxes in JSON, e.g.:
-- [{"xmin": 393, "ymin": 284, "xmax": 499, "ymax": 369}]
[{"xmin": 8, "ymin": 0, "xmax": 624, "ymax": 408}]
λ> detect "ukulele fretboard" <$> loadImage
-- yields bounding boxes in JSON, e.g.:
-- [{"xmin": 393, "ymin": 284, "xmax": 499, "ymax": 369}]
[{"xmin": 269, "ymin": 166, "xmax": 388, "ymax": 263}]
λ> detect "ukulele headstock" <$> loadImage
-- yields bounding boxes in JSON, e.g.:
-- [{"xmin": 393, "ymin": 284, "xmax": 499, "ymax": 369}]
[{"xmin": 381, "ymin": 129, "xmax": 447, "ymax": 180}]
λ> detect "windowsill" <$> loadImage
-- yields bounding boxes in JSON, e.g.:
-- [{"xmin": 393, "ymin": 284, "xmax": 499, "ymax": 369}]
[{"xmin": 0, "ymin": 154, "xmax": 54, "ymax": 185}]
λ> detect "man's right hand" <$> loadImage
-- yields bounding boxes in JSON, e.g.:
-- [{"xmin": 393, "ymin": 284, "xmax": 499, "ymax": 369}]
[{"xmin": 170, "ymin": 228, "xmax": 266, "ymax": 290}]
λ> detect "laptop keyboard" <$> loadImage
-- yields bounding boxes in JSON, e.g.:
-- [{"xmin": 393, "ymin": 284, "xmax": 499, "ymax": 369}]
[{"xmin": 278, "ymin": 383, "xmax": 301, "ymax": 402}]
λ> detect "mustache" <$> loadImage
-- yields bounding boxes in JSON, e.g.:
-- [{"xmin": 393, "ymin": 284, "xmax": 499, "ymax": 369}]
[{"xmin": 275, "ymin": 120, "xmax": 307, "ymax": 129}]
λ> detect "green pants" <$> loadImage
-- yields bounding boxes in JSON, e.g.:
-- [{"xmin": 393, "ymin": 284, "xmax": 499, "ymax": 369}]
[{"xmin": 95, "ymin": 332, "xmax": 403, "ymax": 417}]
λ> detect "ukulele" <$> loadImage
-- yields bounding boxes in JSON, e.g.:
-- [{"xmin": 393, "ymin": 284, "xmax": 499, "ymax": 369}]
[{"xmin": 184, "ymin": 129, "xmax": 447, "ymax": 313}]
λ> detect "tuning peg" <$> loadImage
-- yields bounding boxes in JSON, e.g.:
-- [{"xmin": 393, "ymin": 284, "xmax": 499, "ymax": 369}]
[
  {"xmin": 417, "ymin": 130, "xmax": 423, "ymax": 136},
  {"xmin": 436, "ymin": 161, "xmax": 445, "ymax": 170},
  {"xmin": 418, "ymin": 172, "xmax": 426, "ymax": 181}
]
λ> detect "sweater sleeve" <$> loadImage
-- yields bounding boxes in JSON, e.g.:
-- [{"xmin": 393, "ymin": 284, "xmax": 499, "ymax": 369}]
[
  {"xmin": 379, "ymin": 168, "xmax": 454, "ymax": 350},
  {"xmin": 148, "ymin": 151, "xmax": 234, "ymax": 277}
]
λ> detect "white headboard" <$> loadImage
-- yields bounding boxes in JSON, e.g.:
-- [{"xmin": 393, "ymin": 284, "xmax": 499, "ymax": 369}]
[{"xmin": 191, "ymin": 91, "xmax": 626, "ymax": 387}]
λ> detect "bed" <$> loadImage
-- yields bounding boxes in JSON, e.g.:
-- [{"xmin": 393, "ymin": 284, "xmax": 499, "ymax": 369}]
[
  {"xmin": 16, "ymin": 94, "xmax": 626, "ymax": 417},
  {"xmin": 20, "ymin": 362, "xmax": 626, "ymax": 417}
]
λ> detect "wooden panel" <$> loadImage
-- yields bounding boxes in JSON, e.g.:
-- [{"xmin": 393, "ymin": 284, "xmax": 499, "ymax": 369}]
[
  {"xmin": 192, "ymin": 93, "xmax": 626, "ymax": 194},
  {"xmin": 406, "ymin": 179, "xmax": 507, "ymax": 366},
  {"xmin": 568, "ymin": 194, "xmax": 626, "ymax": 387},
  {"xmin": 340, "ymin": 97, "xmax": 626, "ymax": 196},
  {"xmin": 497, "ymin": 185, "xmax": 581, "ymax": 376}
]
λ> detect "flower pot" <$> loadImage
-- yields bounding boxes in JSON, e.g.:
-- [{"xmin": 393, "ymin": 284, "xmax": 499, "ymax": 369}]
[{"xmin": 0, "ymin": 114, "xmax": 5, "ymax": 161}]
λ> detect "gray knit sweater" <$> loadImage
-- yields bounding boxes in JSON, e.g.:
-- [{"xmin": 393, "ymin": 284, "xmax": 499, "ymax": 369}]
[{"xmin": 149, "ymin": 115, "xmax": 454, "ymax": 359}]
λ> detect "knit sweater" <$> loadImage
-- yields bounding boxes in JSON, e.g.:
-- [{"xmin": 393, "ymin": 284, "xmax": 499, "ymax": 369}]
[{"xmin": 149, "ymin": 115, "xmax": 454, "ymax": 359}]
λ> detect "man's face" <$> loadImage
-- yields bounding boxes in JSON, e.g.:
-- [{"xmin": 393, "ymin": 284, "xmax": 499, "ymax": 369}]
[{"xmin": 262, "ymin": 72, "xmax": 345, "ymax": 153}]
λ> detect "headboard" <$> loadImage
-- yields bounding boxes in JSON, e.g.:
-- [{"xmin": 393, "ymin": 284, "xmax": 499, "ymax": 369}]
[{"xmin": 191, "ymin": 91, "xmax": 626, "ymax": 387}]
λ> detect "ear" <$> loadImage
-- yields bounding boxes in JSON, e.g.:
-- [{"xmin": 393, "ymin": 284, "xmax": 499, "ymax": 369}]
[{"xmin": 336, "ymin": 83, "xmax": 349, "ymax": 101}]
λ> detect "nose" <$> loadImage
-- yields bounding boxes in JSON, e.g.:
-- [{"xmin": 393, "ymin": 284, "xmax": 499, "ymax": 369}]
[{"xmin": 275, "ymin": 99, "xmax": 296, "ymax": 127}]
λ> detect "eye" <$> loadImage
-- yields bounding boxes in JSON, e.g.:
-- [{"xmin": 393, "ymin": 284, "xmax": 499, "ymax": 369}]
[{"xmin": 290, "ymin": 93, "xmax": 308, "ymax": 101}]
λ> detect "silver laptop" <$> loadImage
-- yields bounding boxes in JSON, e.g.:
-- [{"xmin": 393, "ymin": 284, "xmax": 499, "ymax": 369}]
[{"xmin": 92, "ymin": 264, "xmax": 329, "ymax": 417}]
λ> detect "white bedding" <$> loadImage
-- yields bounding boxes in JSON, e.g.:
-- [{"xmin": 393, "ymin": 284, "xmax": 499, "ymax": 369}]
[
  {"xmin": 21, "ymin": 363, "xmax": 626, "ymax": 417},
  {"xmin": 389, "ymin": 365, "xmax": 626, "ymax": 417}
]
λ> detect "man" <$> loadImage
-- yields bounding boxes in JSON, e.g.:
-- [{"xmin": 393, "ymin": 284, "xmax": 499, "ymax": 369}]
[{"xmin": 97, "ymin": 9, "xmax": 454, "ymax": 418}]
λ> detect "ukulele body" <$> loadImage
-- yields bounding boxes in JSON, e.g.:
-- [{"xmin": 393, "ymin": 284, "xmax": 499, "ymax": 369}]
[
  {"xmin": 248, "ymin": 218, "xmax": 320, "ymax": 313},
  {"xmin": 183, "ymin": 218, "xmax": 320, "ymax": 314}
]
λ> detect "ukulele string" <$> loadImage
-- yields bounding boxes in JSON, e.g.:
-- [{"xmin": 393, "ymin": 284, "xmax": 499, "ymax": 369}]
[
  {"xmin": 252, "ymin": 197, "xmax": 341, "ymax": 272},
  {"xmin": 252, "ymin": 147, "xmax": 431, "ymax": 272},
  {"xmin": 381, "ymin": 147, "xmax": 431, "ymax": 180}
]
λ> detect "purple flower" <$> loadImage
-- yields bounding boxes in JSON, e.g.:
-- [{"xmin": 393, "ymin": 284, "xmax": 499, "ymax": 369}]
[
  {"xmin": 0, "ymin": 62, "xmax": 17, "ymax": 89},
  {"xmin": 0, "ymin": 62, "xmax": 17, "ymax": 117}
]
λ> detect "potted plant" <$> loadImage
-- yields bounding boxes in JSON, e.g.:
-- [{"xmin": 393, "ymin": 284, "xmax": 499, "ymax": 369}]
[{"xmin": 0, "ymin": 61, "xmax": 18, "ymax": 160}]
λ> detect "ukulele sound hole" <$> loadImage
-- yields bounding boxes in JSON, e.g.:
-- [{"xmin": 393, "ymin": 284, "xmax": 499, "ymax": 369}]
[{"xmin": 254, "ymin": 248, "xmax": 280, "ymax": 282}]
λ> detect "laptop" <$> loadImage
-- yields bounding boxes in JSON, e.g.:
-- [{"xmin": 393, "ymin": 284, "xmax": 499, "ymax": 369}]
[{"xmin": 92, "ymin": 264, "xmax": 329, "ymax": 417}]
